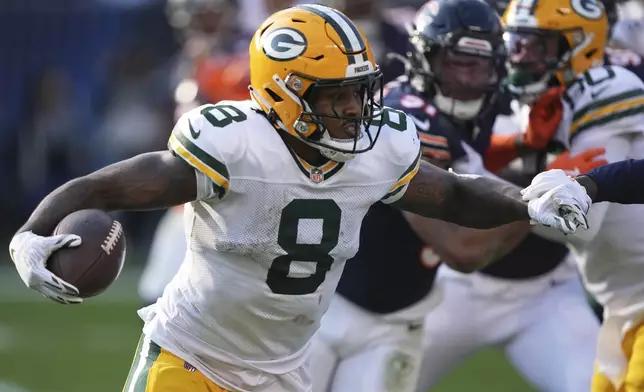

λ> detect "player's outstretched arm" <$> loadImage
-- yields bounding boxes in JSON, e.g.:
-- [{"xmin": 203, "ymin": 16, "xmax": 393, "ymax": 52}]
[
  {"xmin": 10, "ymin": 151, "xmax": 196, "ymax": 304},
  {"xmin": 576, "ymin": 159, "xmax": 644, "ymax": 204},
  {"xmin": 17, "ymin": 151, "xmax": 197, "ymax": 236},
  {"xmin": 403, "ymin": 212, "xmax": 529, "ymax": 272},
  {"xmin": 393, "ymin": 160, "xmax": 530, "ymax": 229}
]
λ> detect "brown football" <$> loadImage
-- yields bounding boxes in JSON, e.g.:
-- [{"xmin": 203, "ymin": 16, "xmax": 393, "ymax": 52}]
[{"xmin": 47, "ymin": 209, "xmax": 126, "ymax": 298}]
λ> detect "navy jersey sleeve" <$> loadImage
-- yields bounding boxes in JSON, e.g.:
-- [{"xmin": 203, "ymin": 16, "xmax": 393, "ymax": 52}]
[
  {"xmin": 583, "ymin": 159, "xmax": 644, "ymax": 204},
  {"xmin": 382, "ymin": 82, "xmax": 467, "ymax": 166}
]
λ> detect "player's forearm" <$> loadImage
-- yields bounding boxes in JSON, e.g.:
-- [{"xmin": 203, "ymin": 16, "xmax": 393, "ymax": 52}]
[
  {"xmin": 18, "ymin": 151, "xmax": 197, "ymax": 236},
  {"xmin": 447, "ymin": 174, "xmax": 529, "ymax": 228},
  {"xmin": 396, "ymin": 162, "xmax": 529, "ymax": 229},
  {"xmin": 404, "ymin": 213, "xmax": 530, "ymax": 272},
  {"xmin": 577, "ymin": 159, "xmax": 644, "ymax": 204},
  {"xmin": 18, "ymin": 176, "xmax": 103, "ymax": 236}
]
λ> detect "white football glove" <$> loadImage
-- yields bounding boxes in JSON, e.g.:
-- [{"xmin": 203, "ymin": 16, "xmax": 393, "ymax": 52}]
[
  {"xmin": 526, "ymin": 183, "xmax": 591, "ymax": 234},
  {"xmin": 520, "ymin": 169, "xmax": 575, "ymax": 201},
  {"xmin": 9, "ymin": 231, "xmax": 83, "ymax": 304}
]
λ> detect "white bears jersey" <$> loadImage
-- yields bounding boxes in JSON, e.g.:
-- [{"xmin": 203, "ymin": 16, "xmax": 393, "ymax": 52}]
[
  {"xmin": 552, "ymin": 65, "xmax": 644, "ymax": 317},
  {"xmin": 139, "ymin": 100, "xmax": 421, "ymax": 392}
]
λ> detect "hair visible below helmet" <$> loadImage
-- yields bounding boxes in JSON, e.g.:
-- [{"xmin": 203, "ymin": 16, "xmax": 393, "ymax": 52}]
[
  {"xmin": 407, "ymin": 0, "xmax": 506, "ymax": 120},
  {"xmin": 249, "ymin": 4, "xmax": 383, "ymax": 162},
  {"xmin": 503, "ymin": 0, "xmax": 608, "ymax": 103}
]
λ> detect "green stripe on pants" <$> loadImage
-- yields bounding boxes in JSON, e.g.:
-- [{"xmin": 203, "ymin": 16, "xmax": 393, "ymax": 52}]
[{"xmin": 122, "ymin": 336, "xmax": 162, "ymax": 392}]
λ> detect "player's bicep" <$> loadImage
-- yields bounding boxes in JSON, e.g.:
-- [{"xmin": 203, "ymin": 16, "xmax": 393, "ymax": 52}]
[
  {"xmin": 389, "ymin": 159, "xmax": 456, "ymax": 217},
  {"xmin": 87, "ymin": 150, "xmax": 198, "ymax": 210}
]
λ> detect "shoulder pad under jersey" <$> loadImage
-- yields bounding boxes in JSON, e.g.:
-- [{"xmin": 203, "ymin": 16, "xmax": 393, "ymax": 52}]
[
  {"xmin": 562, "ymin": 65, "xmax": 644, "ymax": 144},
  {"xmin": 168, "ymin": 100, "xmax": 255, "ymax": 200},
  {"xmin": 371, "ymin": 106, "xmax": 422, "ymax": 205}
]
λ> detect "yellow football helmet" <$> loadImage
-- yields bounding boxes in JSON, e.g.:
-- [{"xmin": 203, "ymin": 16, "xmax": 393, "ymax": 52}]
[
  {"xmin": 248, "ymin": 4, "xmax": 382, "ymax": 162},
  {"xmin": 503, "ymin": 0, "xmax": 609, "ymax": 102}
]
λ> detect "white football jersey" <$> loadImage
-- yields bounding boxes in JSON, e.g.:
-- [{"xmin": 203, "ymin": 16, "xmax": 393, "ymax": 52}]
[
  {"xmin": 139, "ymin": 100, "xmax": 421, "ymax": 391},
  {"xmin": 552, "ymin": 65, "xmax": 644, "ymax": 317}
]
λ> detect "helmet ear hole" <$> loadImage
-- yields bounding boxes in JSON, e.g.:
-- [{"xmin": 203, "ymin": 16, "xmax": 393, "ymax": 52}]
[
  {"xmin": 265, "ymin": 88, "xmax": 283, "ymax": 102},
  {"xmin": 585, "ymin": 48, "xmax": 598, "ymax": 59}
]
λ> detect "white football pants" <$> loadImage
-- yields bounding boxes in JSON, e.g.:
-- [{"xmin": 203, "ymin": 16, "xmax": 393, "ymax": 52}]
[
  {"xmin": 416, "ymin": 257, "xmax": 600, "ymax": 392},
  {"xmin": 310, "ymin": 287, "xmax": 443, "ymax": 392}
]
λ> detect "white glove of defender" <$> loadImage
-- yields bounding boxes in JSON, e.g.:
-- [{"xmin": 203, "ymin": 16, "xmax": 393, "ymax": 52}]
[
  {"xmin": 9, "ymin": 231, "xmax": 83, "ymax": 304},
  {"xmin": 525, "ymin": 184, "xmax": 590, "ymax": 234},
  {"xmin": 521, "ymin": 170, "xmax": 592, "ymax": 234},
  {"xmin": 520, "ymin": 169, "xmax": 576, "ymax": 200}
]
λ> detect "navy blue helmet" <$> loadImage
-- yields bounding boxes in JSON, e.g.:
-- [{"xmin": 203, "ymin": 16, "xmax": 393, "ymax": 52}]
[{"xmin": 406, "ymin": 0, "xmax": 506, "ymax": 120}]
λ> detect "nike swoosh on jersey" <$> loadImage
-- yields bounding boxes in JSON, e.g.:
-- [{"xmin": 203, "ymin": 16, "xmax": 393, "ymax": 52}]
[
  {"xmin": 189, "ymin": 120, "xmax": 201, "ymax": 139},
  {"xmin": 591, "ymin": 86, "xmax": 609, "ymax": 99}
]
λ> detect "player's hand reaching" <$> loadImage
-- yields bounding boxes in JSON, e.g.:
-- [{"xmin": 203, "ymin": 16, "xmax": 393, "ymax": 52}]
[
  {"xmin": 546, "ymin": 148, "xmax": 608, "ymax": 175},
  {"xmin": 523, "ymin": 86, "xmax": 566, "ymax": 150},
  {"xmin": 521, "ymin": 169, "xmax": 592, "ymax": 234},
  {"xmin": 9, "ymin": 231, "xmax": 83, "ymax": 304}
]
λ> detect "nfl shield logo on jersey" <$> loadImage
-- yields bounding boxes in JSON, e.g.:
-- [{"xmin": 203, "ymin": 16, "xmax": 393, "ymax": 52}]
[{"xmin": 310, "ymin": 168, "xmax": 324, "ymax": 183}]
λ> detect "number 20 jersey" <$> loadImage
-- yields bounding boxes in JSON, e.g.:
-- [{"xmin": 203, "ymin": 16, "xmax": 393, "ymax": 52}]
[{"xmin": 140, "ymin": 100, "xmax": 421, "ymax": 391}]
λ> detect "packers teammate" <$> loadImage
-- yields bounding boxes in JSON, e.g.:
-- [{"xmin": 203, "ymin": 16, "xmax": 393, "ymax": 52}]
[
  {"xmin": 486, "ymin": 0, "xmax": 644, "ymax": 169},
  {"xmin": 504, "ymin": 0, "xmax": 644, "ymax": 390},
  {"xmin": 7, "ymin": 4, "xmax": 581, "ymax": 392}
]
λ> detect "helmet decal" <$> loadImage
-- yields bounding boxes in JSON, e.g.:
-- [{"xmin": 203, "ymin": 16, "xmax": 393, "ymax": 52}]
[
  {"xmin": 571, "ymin": 0, "xmax": 603, "ymax": 20},
  {"xmin": 261, "ymin": 28, "xmax": 308, "ymax": 62}
]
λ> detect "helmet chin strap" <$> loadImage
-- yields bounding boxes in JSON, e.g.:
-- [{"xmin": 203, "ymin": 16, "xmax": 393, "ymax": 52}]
[{"xmin": 434, "ymin": 86, "xmax": 485, "ymax": 120}]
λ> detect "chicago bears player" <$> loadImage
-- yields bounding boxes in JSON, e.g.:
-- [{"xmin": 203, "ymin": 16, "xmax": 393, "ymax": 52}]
[
  {"xmin": 310, "ymin": 1, "xmax": 601, "ymax": 392},
  {"xmin": 7, "ymin": 4, "xmax": 578, "ymax": 392},
  {"xmin": 506, "ymin": 0, "xmax": 644, "ymax": 389}
]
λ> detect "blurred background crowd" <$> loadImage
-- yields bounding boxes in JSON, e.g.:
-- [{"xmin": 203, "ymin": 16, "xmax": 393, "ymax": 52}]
[{"xmin": 0, "ymin": 0, "xmax": 433, "ymax": 251}]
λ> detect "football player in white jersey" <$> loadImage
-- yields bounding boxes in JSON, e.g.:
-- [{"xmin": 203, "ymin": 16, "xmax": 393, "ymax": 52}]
[
  {"xmin": 502, "ymin": 0, "xmax": 644, "ymax": 390},
  {"xmin": 8, "ymin": 4, "xmax": 581, "ymax": 392}
]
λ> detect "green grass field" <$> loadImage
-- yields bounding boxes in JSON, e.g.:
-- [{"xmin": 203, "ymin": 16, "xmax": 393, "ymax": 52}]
[{"xmin": 0, "ymin": 266, "xmax": 536, "ymax": 392}]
